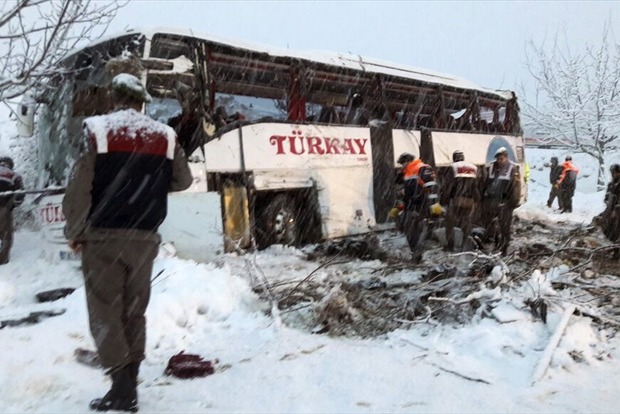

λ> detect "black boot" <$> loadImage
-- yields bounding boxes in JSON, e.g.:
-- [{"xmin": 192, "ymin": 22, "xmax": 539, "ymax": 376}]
[
  {"xmin": 90, "ymin": 365, "xmax": 138, "ymax": 412},
  {"xmin": 128, "ymin": 361, "xmax": 140, "ymax": 384}
]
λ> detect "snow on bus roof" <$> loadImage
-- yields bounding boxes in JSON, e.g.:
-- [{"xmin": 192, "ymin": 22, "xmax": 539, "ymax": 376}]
[{"xmin": 75, "ymin": 26, "xmax": 514, "ymax": 101}]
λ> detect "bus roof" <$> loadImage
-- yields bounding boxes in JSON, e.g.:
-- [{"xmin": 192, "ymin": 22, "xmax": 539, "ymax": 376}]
[{"xmin": 76, "ymin": 26, "xmax": 514, "ymax": 102}]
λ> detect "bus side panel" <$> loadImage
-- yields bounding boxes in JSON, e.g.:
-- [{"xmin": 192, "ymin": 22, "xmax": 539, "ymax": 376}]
[
  {"xmin": 159, "ymin": 192, "xmax": 224, "ymax": 261},
  {"xmin": 391, "ymin": 130, "xmax": 421, "ymax": 163},
  {"xmin": 240, "ymin": 123, "xmax": 376, "ymax": 239},
  {"xmin": 207, "ymin": 123, "xmax": 371, "ymax": 171},
  {"xmin": 204, "ymin": 123, "xmax": 377, "ymax": 239},
  {"xmin": 313, "ymin": 166, "xmax": 376, "ymax": 239},
  {"xmin": 427, "ymin": 132, "xmax": 494, "ymax": 167},
  {"xmin": 428, "ymin": 131, "xmax": 525, "ymax": 167}
]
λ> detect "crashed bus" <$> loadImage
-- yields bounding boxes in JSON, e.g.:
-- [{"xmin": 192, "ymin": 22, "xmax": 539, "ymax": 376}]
[{"xmin": 20, "ymin": 28, "xmax": 526, "ymax": 261}]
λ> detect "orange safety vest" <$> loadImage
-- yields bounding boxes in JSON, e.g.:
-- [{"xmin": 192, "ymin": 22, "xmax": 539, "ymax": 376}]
[
  {"xmin": 402, "ymin": 159, "xmax": 430, "ymax": 187},
  {"xmin": 557, "ymin": 161, "xmax": 579, "ymax": 184}
]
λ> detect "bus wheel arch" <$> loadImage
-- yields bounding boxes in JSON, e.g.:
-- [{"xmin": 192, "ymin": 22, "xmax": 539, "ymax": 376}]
[{"xmin": 254, "ymin": 188, "xmax": 322, "ymax": 250}]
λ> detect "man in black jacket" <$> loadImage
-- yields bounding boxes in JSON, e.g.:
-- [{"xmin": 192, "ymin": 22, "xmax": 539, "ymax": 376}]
[
  {"xmin": 546, "ymin": 156, "xmax": 563, "ymax": 209},
  {"xmin": 599, "ymin": 164, "xmax": 620, "ymax": 257},
  {"xmin": 63, "ymin": 73, "xmax": 193, "ymax": 412},
  {"xmin": 0, "ymin": 156, "xmax": 24, "ymax": 264},
  {"xmin": 481, "ymin": 147, "xmax": 521, "ymax": 255},
  {"xmin": 398, "ymin": 153, "xmax": 440, "ymax": 262},
  {"xmin": 441, "ymin": 150, "xmax": 480, "ymax": 251}
]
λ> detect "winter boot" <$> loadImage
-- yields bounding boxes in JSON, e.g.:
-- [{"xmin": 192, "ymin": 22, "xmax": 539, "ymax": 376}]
[
  {"xmin": 90, "ymin": 365, "xmax": 138, "ymax": 412},
  {"xmin": 128, "ymin": 361, "xmax": 140, "ymax": 384}
]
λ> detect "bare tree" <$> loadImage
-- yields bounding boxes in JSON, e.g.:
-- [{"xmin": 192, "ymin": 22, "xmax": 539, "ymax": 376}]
[
  {"xmin": 0, "ymin": 0, "xmax": 126, "ymax": 102},
  {"xmin": 522, "ymin": 25, "xmax": 620, "ymax": 189}
]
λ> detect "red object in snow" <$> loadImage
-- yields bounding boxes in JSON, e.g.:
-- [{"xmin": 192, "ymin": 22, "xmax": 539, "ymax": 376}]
[{"xmin": 164, "ymin": 351, "xmax": 216, "ymax": 379}]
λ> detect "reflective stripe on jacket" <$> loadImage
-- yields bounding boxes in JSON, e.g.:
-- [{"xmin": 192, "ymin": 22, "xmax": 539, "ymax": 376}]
[
  {"xmin": 402, "ymin": 159, "xmax": 438, "ymax": 210},
  {"xmin": 441, "ymin": 161, "xmax": 479, "ymax": 205},
  {"xmin": 485, "ymin": 160, "xmax": 516, "ymax": 200}
]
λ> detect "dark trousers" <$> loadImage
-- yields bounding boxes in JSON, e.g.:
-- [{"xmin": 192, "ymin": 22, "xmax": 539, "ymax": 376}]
[
  {"xmin": 481, "ymin": 199, "xmax": 514, "ymax": 252},
  {"xmin": 560, "ymin": 188, "xmax": 574, "ymax": 212},
  {"xmin": 0, "ymin": 206, "xmax": 13, "ymax": 264},
  {"xmin": 445, "ymin": 197, "xmax": 476, "ymax": 251},
  {"xmin": 82, "ymin": 238, "xmax": 159, "ymax": 370},
  {"xmin": 403, "ymin": 209, "xmax": 427, "ymax": 257},
  {"xmin": 547, "ymin": 186, "xmax": 563, "ymax": 209},
  {"xmin": 403, "ymin": 205, "xmax": 430, "ymax": 260}
]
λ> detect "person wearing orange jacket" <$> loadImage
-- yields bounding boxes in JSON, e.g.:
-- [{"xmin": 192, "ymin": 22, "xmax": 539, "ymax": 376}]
[
  {"xmin": 397, "ymin": 152, "xmax": 440, "ymax": 263},
  {"xmin": 556, "ymin": 155, "xmax": 579, "ymax": 213}
]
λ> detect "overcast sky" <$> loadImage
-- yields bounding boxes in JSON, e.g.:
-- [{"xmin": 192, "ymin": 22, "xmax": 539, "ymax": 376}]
[{"xmin": 109, "ymin": 1, "xmax": 619, "ymax": 101}]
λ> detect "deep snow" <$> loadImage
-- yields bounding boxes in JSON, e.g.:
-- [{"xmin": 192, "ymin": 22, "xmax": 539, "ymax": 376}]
[{"xmin": 1, "ymin": 140, "xmax": 620, "ymax": 412}]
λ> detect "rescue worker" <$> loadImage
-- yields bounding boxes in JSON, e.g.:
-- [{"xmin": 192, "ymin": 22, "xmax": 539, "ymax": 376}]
[
  {"xmin": 398, "ymin": 152, "xmax": 440, "ymax": 262},
  {"xmin": 598, "ymin": 164, "xmax": 620, "ymax": 257},
  {"xmin": 441, "ymin": 150, "xmax": 480, "ymax": 251},
  {"xmin": 0, "ymin": 156, "xmax": 24, "ymax": 264},
  {"xmin": 481, "ymin": 147, "xmax": 521, "ymax": 255},
  {"xmin": 523, "ymin": 162, "xmax": 530, "ymax": 202},
  {"xmin": 167, "ymin": 85, "xmax": 206, "ymax": 157},
  {"xmin": 546, "ymin": 156, "xmax": 564, "ymax": 209},
  {"xmin": 556, "ymin": 155, "xmax": 579, "ymax": 213},
  {"xmin": 63, "ymin": 73, "xmax": 193, "ymax": 412}
]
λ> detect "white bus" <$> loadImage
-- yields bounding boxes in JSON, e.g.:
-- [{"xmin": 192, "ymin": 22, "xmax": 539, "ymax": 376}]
[{"xmin": 26, "ymin": 27, "xmax": 526, "ymax": 261}]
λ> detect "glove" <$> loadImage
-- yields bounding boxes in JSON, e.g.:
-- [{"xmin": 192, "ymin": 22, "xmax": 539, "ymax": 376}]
[
  {"xmin": 430, "ymin": 203, "xmax": 445, "ymax": 216},
  {"xmin": 388, "ymin": 207, "xmax": 401, "ymax": 219}
]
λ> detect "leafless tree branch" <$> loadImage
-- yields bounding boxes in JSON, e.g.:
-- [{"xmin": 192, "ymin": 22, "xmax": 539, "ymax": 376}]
[
  {"xmin": 0, "ymin": 0, "xmax": 127, "ymax": 101},
  {"xmin": 522, "ymin": 21, "xmax": 620, "ymax": 189}
]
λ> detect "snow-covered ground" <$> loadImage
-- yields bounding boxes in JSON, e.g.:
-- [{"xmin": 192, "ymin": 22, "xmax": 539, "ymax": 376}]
[{"xmin": 1, "ymin": 142, "xmax": 620, "ymax": 412}]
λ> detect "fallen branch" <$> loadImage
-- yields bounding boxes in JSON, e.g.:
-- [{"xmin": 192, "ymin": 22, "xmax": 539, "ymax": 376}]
[
  {"xmin": 530, "ymin": 304, "xmax": 576, "ymax": 386},
  {"xmin": 429, "ymin": 362, "xmax": 491, "ymax": 385},
  {"xmin": 279, "ymin": 255, "xmax": 350, "ymax": 307},
  {"xmin": 0, "ymin": 309, "xmax": 66, "ymax": 329},
  {"xmin": 574, "ymin": 305, "xmax": 620, "ymax": 328},
  {"xmin": 245, "ymin": 255, "xmax": 283, "ymax": 328}
]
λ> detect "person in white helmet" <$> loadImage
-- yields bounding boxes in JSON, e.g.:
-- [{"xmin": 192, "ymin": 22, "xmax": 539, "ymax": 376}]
[{"xmin": 480, "ymin": 146, "xmax": 521, "ymax": 255}]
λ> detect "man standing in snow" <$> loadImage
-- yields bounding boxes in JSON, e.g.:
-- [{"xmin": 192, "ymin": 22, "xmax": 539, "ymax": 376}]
[
  {"xmin": 556, "ymin": 155, "xmax": 579, "ymax": 213},
  {"xmin": 598, "ymin": 164, "xmax": 620, "ymax": 257},
  {"xmin": 0, "ymin": 156, "xmax": 24, "ymax": 264},
  {"xmin": 397, "ymin": 152, "xmax": 440, "ymax": 262},
  {"xmin": 546, "ymin": 156, "xmax": 563, "ymax": 209},
  {"xmin": 63, "ymin": 73, "xmax": 192, "ymax": 412},
  {"xmin": 441, "ymin": 150, "xmax": 480, "ymax": 252},
  {"xmin": 481, "ymin": 147, "xmax": 521, "ymax": 256}
]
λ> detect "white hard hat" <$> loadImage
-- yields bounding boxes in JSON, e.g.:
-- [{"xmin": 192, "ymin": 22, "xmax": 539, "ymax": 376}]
[{"xmin": 494, "ymin": 147, "xmax": 508, "ymax": 157}]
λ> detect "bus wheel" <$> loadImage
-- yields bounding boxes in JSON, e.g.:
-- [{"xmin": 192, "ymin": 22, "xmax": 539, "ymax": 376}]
[{"xmin": 256, "ymin": 194, "xmax": 299, "ymax": 249}]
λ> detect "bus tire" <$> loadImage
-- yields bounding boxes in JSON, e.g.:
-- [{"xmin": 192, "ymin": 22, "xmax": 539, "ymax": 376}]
[{"xmin": 255, "ymin": 194, "xmax": 299, "ymax": 250}]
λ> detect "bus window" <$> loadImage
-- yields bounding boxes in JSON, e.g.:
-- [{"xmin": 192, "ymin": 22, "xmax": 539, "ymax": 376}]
[
  {"xmin": 214, "ymin": 93, "xmax": 286, "ymax": 124},
  {"xmin": 150, "ymin": 34, "xmax": 191, "ymax": 60},
  {"xmin": 147, "ymin": 97, "xmax": 181, "ymax": 124}
]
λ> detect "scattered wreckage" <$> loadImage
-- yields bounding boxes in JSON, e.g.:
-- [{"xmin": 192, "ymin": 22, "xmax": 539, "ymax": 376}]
[{"xmin": 249, "ymin": 217, "xmax": 620, "ymax": 341}]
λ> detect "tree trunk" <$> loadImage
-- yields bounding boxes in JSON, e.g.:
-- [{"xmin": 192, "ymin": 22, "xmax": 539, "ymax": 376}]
[{"xmin": 596, "ymin": 152, "xmax": 605, "ymax": 191}]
